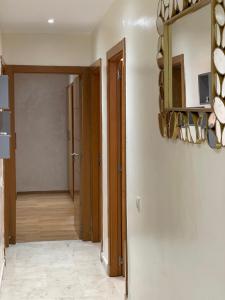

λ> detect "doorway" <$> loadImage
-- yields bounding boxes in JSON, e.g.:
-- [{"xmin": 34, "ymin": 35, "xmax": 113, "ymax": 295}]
[
  {"xmin": 107, "ymin": 38, "xmax": 128, "ymax": 292},
  {"xmin": 14, "ymin": 72, "xmax": 77, "ymax": 242},
  {"xmin": 3, "ymin": 65, "xmax": 92, "ymax": 246}
]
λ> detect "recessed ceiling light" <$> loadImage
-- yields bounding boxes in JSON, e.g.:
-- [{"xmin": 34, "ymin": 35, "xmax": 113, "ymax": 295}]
[{"xmin": 48, "ymin": 19, "xmax": 55, "ymax": 24}]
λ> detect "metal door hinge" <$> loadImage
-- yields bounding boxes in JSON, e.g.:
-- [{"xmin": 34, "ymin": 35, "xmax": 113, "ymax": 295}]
[
  {"xmin": 117, "ymin": 69, "xmax": 122, "ymax": 80},
  {"xmin": 15, "ymin": 132, "xmax": 17, "ymax": 149},
  {"xmin": 99, "ymin": 156, "xmax": 102, "ymax": 167},
  {"xmin": 119, "ymin": 256, "xmax": 124, "ymax": 265}
]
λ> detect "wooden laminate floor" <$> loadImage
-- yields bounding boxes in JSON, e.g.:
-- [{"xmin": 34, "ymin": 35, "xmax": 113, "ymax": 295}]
[{"xmin": 16, "ymin": 192, "xmax": 79, "ymax": 243}]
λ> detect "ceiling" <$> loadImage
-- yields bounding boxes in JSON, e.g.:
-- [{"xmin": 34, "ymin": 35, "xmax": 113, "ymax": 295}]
[{"xmin": 0, "ymin": 0, "xmax": 115, "ymax": 34}]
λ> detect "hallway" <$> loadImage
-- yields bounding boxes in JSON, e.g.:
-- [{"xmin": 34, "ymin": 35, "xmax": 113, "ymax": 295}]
[
  {"xmin": 16, "ymin": 193, "xmax": 79, "ymax": 243},
  {"xmin": 0, "ymin": 241, "xmax": 125, "ymax": 300}
]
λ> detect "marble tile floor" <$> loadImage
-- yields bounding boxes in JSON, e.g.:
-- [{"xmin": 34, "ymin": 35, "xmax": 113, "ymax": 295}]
[{"xmin": 0, "ymin": 241, "xmax": 125, "ymax": 300}]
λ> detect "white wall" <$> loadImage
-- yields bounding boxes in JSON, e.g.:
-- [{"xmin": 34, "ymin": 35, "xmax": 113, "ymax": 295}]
[
  {"xmin": 172, "ymin": 5, "xmax": 211, "ymax": 107},
  {"xmin": 2, "ymin": 33, "xmax": 92, "ymax": 66},
  {"xmin": 15, "ymin": 73, "xmax": 69, "ymax": 192},
  {"xmin": 0, "ymin": 32, "xmax": 5, "ymax": 285},
  {"xmin": 93, "ymin": 1, "xmax": 225, "ymax": 299}
]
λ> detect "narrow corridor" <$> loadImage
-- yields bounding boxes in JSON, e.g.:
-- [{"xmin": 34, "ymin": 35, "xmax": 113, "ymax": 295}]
[
  {"xmin": 0, "ymin": 241, "xmax": 125, "ymax": 300},
  {"xmin": 16, "ymin": 193, "xmax": 79, "ymax": 243}
]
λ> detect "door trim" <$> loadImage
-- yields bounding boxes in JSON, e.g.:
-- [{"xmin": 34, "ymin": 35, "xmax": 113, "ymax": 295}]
[
  {"xmin": 107, "ymin": 38, "xmax": 128, "ymax": 294},
  {"xmin": 3, "ymin": 65, "xmax": 92, "ymax": 246},
  {"xmin": 90, "ymin": 59, "xmax": 102, "ymax": 243}
]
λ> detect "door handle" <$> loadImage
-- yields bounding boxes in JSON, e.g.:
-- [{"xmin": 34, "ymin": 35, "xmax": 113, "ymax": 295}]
[{"xmin": 71, "ymin": 153, "xmax": 80, "ymax": 158}]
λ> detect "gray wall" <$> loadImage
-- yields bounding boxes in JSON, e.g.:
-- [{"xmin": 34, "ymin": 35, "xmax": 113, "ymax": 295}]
[{"xmin": 15, "ymin": 73, "xmax": 69, "ymax": 192}]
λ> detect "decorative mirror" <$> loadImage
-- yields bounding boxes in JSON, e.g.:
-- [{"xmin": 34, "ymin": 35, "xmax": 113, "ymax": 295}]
[{"xmin": 157, "ymin": 0, "xmax": 225, "ymax": 149}]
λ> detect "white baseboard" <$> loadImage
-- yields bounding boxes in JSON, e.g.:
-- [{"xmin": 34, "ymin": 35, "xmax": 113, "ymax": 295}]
[
  {"xmin": 0, "ymin": 259, "xmax": 5, "ymax": 288},
  {"xmin": 100, "ymin": 251, "xmax": 109, "ymax": 274}
]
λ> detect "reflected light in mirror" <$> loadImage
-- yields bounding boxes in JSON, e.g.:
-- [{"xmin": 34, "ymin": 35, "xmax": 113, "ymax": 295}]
[{"xmin": 123, "ymin": 17, "xmax": 155, "ymax": 29}]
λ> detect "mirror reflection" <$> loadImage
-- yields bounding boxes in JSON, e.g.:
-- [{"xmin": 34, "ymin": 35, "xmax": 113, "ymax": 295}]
[{"xmin": 170, "ymin": 4, "xmax": 211, "ymax": 109}]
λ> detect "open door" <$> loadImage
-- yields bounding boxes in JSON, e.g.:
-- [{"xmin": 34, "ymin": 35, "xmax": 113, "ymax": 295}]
[
  {"xmin": 67, "ymin": 84, "xmax": 74, "ymax": 199},
  {"xmin": 72, "ymin": 77, "xmax": 81, "ymax": 237},
  {"xmin": 107, "ymin": 38, "xmax": 128, "ymax": 295},
  {"xmin": 117, "ymin": 59, "xmax": 126, "ymax": 277},
  {"xmin": 73, "ymin": 77, "xmax": 81, "ymax": 195}
]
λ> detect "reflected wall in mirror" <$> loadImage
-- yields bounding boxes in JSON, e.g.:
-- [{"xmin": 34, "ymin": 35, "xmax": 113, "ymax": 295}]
[
  {"xmin": 156, "ymin": 0, "xmax": 225, "ymax": 149},
  {"xmin": 170, "ymin": 4, "xmax": 211, "ymax": 109}
]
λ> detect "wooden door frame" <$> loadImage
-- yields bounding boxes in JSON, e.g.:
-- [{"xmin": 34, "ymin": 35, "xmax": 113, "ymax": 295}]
[
  {"xmin": 90, "ymin": 59, "xmax": 102, "ymax": 243},
  {"xmin": 3, "ymin": 64, "xmax": 92, "ymax": 246},
  {"xmin": 107, "ymin": 37, "xmax": 128, "ymax": 291}
]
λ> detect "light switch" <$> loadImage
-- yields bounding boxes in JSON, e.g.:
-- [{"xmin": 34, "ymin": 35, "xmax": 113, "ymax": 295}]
[{"xmin": 136, "ymin": 196, "xmax": 142, "ymax": 213}]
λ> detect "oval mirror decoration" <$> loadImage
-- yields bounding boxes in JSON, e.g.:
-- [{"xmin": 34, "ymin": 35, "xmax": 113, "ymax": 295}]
[
  {"xmin": 189, "ymin": 126, "xmax": 197, "ymax": 143},
  {"xmin": 215, "ymin": 23, "xmax": 221, "ymax": 47},
  {"xmin": 158, "ymin": 36, "xmax": 164, "ymax": 53},
  {"xmin": 169, "ymin": 0, "xmax": 175, "ymax": 18},
  {"xmin": 215, "ymin": 4, "xmax": 225, "ymax": 27},
  {"xmin": 216, "ymin": 119, "xmax": 222, "ymax": 143},
  {"xmin": 174, "ymin": 0, "xmax": 178, "ymax": 11},
  {"xmin": 187, "ymin": 127, "xmax": 192, "ymax": 143},
  {"xmin": 177, "ymin": 0, "xmax": 188, "ymax": 12},
  {"xmin": 163, "ymin": 0, "xmax": 170, "ymax": 6},
  {"xmin": 181, "ymin": 127, "xmax": 187, "ymax": 141},
  {"xmin": 161, "ymin": 2, "xmax": 165, "ymax": 19},
  {"xmin": 208, "ymin": 129, "xmax": 220, "ymax": 149},
  {"xmin": 214, "ymin": 97, "xmax": 225, "ymax": 124},
  {"xmin": 168, "ymin": 112, "xmax": 179, "ymax": 139},
  {"xmin": 214, "ymin": 48, "xmax": 225, "ymax": 75},
  {"xmin": 159, "ymin": 97, "xmax": 164, "ymax": 112},
  {"xmin": 208, "ymin": 112, "xmax": 217, "ymax": 129},
  {"xmin": 222, "ymin": 76, "xmax": 225, "ymax": 97},
  {"xmin": 222, "ymin": 26, "xmax": 225, "ymax": 48},
  {"xmin": 215, "ymin": 73, "xmax": 221, "ymax": 96},
  {"xmin": 156, "ymin": 17, "xmax": 164, "ymax": 36},
  {"xmin": 160, "ymin": 86, "xmax": 164, "ymax": 99},
  {"xmin": 157, "ymin": 0, "xmax": 162, "ymax": 16},
  {"xmin": 159, "ymin": 70, "xmax": 164, "ymax": 86},
  {"xmin": 222, "ymin": 126, "xmax": 225, "ymax": 146},
  {"xmin": 165, "ymin": 7, "xmax": 169, "ymax": 20},
  {"xmin": 198, "ymin": 113, "xmax": 207, "ymax": 141},
  {"xmin": 158, "ymin": 113, "xmax": 167, "ymax": 137}
]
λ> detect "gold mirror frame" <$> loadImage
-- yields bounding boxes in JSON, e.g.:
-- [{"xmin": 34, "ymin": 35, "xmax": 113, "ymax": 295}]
[{"xmin": 157, "ymin": 0, "xmax": 225, "ymax": 149}]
